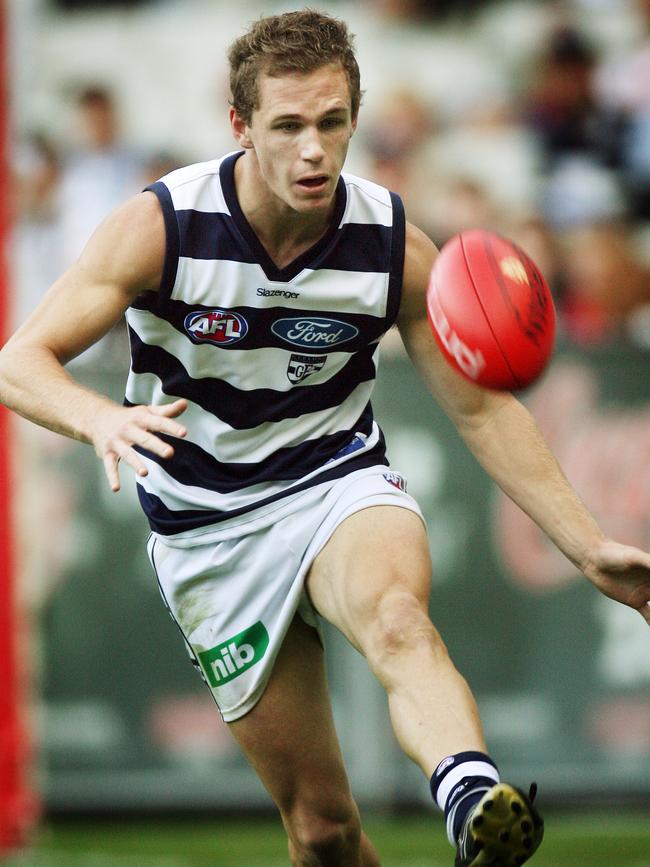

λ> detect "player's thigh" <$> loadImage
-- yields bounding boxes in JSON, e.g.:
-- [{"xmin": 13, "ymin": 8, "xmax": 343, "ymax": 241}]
[
  {"xmin": 228, "ymin": 613, "xmax": 355, "ymax": 818},
  {"xmin": 307, "ymin": 505, "xmax": 432, "ymax": 651}
]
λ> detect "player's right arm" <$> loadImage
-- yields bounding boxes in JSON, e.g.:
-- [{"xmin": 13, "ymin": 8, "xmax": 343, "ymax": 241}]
[{"xmin": 0, "ymin": 191, "xmax": 187, "ymax": 491}]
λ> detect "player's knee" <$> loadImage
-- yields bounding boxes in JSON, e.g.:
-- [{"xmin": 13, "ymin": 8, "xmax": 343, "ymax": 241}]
[
  {"xmin": 286, "ymin": 802, "xmax": 361, "ymax": 866},
  {"xmin": 368, "ymin": 589, "xmax": 445, "ymax": 661}
]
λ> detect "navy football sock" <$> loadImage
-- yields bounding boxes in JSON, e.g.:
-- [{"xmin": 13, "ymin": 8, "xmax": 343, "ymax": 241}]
[{"xmin": 429, "ymin": 751, "xmax": 500, "ymax": 845}]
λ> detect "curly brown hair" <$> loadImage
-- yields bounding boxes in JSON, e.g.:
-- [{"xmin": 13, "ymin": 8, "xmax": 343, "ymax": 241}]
[{"xmin": 228, "ymin": 9, "xmax": 362, "ymax": 125}]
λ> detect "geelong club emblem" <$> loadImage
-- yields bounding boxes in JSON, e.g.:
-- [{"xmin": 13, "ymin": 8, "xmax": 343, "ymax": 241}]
[{"xmin": 287, "ymin": 353, "xmax": 327, "ymax": 383}]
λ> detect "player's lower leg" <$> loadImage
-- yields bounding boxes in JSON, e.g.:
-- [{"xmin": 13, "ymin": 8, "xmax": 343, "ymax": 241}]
[
  {"xmin": 363, "ymin": 589, "xmax": 488, "ymax": 769},
  {"xmin": 358, "ymin": 594, "xmax": 544, "ymax": 864}
]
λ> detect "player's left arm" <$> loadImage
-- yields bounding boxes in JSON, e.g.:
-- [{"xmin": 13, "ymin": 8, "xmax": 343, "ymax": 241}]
[{"xmin": 397, "ymin": 221, "xmax": 650, "ymax": 623}]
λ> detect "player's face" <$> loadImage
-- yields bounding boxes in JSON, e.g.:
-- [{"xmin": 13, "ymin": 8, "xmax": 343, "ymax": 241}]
[{"xmin": 235, "ymin": 63, "xmax": 357, "ymax": 214}]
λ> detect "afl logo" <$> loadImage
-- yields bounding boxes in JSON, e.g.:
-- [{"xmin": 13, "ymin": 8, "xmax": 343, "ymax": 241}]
[
  {"xmin": 272, "ymin": 317, "xmax": 358, "ymax": 349},
  {"xmin": 184, "ymin": 309, "xmax": 248, "ymax": 345}
]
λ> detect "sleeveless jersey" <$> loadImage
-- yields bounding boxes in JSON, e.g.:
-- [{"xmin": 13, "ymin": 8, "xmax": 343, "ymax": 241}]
[{"xmin": 124, "ymin": 152, "xmax": 405, "ymax": 542}]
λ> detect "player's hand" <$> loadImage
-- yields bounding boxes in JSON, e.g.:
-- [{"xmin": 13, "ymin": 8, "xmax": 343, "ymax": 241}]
[
  {"xmin": 91, "ymin": 398, "xmax": 188, "ymax": 492},
  {"xmin": 583, "ymin": 539, "xmax": 650, "ymax": 624}
]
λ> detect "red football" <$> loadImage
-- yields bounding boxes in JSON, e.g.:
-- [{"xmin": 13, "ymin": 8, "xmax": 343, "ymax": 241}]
[{"xmin": 426, "ymin": 229, "xmax": 556, "ymax": 390}]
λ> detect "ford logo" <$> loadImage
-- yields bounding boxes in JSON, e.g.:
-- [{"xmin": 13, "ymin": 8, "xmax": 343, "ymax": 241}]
[{"xmin": 271, "ymin": 317, "xmax": 359, "ymax": 349}]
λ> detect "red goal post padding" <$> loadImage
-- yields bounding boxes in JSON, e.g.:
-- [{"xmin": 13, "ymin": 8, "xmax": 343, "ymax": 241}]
[{"xmin": 0, "ymin": 0, "xmax": 38, "ymax": 852}]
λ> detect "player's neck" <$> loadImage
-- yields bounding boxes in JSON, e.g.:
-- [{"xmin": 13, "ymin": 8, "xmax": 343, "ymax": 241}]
[{"xmin": 234, "ymin": 153, "xmax": 335, "ymax": 270}]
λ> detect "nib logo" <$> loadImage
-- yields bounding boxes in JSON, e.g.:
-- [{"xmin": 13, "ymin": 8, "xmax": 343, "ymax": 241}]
[{"xmin": 198, "ymin": 621, "xmax": 269, "ymax": 686}]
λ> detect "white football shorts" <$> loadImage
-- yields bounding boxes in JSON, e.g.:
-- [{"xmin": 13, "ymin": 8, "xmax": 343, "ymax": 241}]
[{"xmin": 147, "ymin": 464, "xmax": 423, "ymax": 722}]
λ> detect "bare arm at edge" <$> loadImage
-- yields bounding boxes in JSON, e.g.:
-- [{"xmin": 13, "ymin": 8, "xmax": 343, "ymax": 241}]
[
  {"xmin": 0, "ymin": 191, "xmax": 187, "ymax": 491},
  {"xmin": 396, "ymin": 221, "xmax": 650, "ymax": 622}
]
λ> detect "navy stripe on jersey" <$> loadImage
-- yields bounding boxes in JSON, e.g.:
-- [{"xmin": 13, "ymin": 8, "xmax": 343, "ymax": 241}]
[
  {"xmin": 135, "ymin": 405, "xmax": 375, "ymax": 493},
  {"xmin": 138, "ymin": 438, "xmax": 387, "ymax": 535},
  {"xmin": 386, "ymin": 192, "xmax": 406, "ymax": 328},
  {"xmin": 176, "ymin": 210, "xmax": 250, "ymax": 263},
  {"xmin": 145, "ymin": 181, "xmax": 180, "ymax": 298},
  {"xmin": 128, "ymin": 298, "xmax": 387, "ymax": 352},
  {"xmin": 174, "ymin": 209, "xmax": 393, "ymax": 274},
  {"xmin": 127, "ymin": 328, "xmax": 378, "ymax": 428}
]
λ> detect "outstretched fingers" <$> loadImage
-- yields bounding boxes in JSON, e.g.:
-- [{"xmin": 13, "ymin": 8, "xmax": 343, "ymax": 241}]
[{"xmin": 96, "ymin": 400, "xmax": 189, "ymax": 492}]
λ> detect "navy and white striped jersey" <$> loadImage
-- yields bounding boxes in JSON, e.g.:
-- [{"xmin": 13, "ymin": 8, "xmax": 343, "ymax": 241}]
[{"xmin": 124, "ymin": 151, "xmax": 405, "ymax": 542}]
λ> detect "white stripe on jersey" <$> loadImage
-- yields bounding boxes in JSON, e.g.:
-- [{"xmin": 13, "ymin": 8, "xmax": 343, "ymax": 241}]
[
  {"xmin": 171, "ymin": 259, "xmax": 390, "ymax": 314},
  {"xmin": 342, "ymin": 177, "xmax": 393, "ymax": 225},
  {"xmin": 172, "ymin": 258, "xmax": 264, "ymax": 306},
  {"xmin": 161, "ymin": 159, "xmax": 230, "ymax": 213}
]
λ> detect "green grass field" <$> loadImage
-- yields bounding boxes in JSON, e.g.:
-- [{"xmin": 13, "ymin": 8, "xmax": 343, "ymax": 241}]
[{"xmin": 2, "ymin": 813, "xmax": 649, "ymax": 867}]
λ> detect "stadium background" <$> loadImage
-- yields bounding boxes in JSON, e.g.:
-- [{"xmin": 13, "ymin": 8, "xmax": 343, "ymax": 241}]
[{"xmin": 2, "ymin": 0, "xmax": 650, "ymax": 864}]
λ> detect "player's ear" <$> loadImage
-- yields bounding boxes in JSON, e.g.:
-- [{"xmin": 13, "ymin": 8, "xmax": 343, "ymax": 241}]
[
  {"xmin": 350, "ymin": 112, "xmax": 358, "ymax": 138},
  {"xmin": 230, "ymin": 107, "xmax": 254, "ymax": 149}
]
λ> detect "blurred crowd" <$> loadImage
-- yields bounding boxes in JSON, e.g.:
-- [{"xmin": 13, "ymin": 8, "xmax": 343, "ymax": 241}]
[
  {"xmin": 10, "ymin": 0, "xmax": 650, "ymax": 353},
  {"xmin": 11, "ymin": 84, "xmax": 183, "ymax": 366},
  {"xmin": 358, "ymin": 0, "xmax": 650, "ymax": 350}
]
